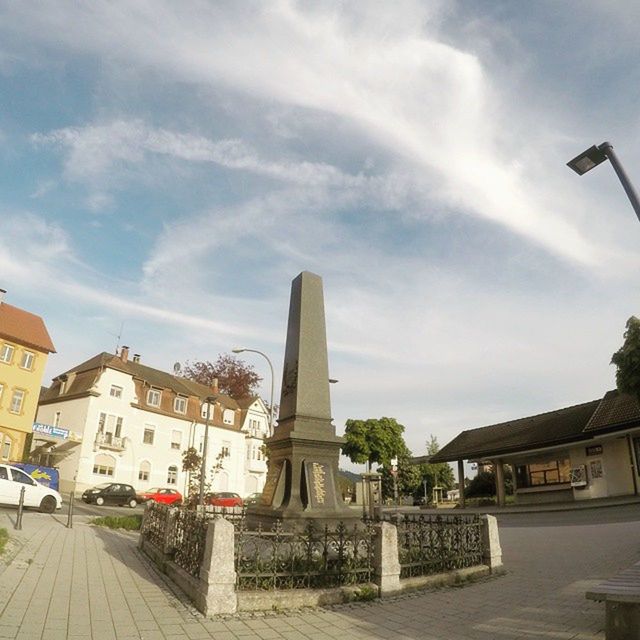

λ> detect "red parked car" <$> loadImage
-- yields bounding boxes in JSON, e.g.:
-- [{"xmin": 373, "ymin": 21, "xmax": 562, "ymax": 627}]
[
  {"xmin": 137, "ymin": 487, "xmax": 182, "ymax": 505},
  {"xmin": 206, "ymin": 492, "xmax": 243, "ymax": 507}
]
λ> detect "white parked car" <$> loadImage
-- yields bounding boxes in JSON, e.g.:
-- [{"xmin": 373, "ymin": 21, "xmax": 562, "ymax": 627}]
[{"xmin": 0, "ymin": 464, "xmax": 62, "ymax": 513}]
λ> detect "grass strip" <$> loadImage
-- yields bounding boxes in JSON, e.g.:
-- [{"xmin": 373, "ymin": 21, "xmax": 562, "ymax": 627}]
[{"xmin": 89, "ymin": 515, "xmax": 142, "ymax": 531}]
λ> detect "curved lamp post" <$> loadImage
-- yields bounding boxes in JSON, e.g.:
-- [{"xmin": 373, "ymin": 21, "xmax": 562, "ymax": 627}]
[
  {"xmin": 232, "ymin": 348, "xmax": 275, "ymax": 437},
  {"xmin": 567, "ymin": 141, "xmax": 640, "ymax": 222}
]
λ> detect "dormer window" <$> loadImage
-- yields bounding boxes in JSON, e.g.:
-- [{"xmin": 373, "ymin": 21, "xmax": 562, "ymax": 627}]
[
  {"xmin": 110, "ymin": 385, "xmax": 123, "ymax": 399},
  {"xmin": 201, "ymin": 402, "xmax": 214, "ymax": 420},
  {"xmin": 147, "ymin": 388, "xmax": 161, "ymax": 407},
  {"xmin": 223, "ymin": 409, "xmax": 234, "ymax": 425},
  {"xmin": 174, "ymin": 396, "xmax": 187, "ymax": 414}
]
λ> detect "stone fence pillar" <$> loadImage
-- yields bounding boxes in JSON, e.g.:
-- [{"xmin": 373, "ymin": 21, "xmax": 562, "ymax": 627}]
[
  {"xmin": 480, "ymin": 514, "xmax": 502, "ymax": 572},
  {"xmin": 374, "ymin": 521, "xmax": 401, "ymax": 595},
  {"xmin": 163, "ymin": 507, "xmax": 179, "ymax": 556},
  {"xmin": 199, "ymin": 517, "xmax": 237, "ymax": 615}
]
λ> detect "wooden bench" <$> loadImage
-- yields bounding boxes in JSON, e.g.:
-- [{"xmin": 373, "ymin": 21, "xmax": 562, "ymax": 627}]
[{"xmin": 586, "ymin": 561, "xmax": 640, "ymax": 639}]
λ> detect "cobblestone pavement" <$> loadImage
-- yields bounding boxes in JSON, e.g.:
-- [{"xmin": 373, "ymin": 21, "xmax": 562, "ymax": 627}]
[{"xmin": 0, "ymin": 508, "xmax": 639, "ymax": 639}]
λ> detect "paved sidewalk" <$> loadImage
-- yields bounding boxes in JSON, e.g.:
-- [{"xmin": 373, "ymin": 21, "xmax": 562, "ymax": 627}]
[{"xmin": 1, "ymin": 508, "xmax": 639, "ymax": 639}]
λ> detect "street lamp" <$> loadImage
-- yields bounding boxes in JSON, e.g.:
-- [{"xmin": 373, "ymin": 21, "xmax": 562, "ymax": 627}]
[
  {"xmin": 199, "ymin": 395, "xmax": 217, "ymax": 507},
  {"xmin": 567, "ymin": 141, "xmax": 640, "ymax": 222},
  {"xmin": 232, "ymin": 348, "xmax": 275, "ymax": 437}
]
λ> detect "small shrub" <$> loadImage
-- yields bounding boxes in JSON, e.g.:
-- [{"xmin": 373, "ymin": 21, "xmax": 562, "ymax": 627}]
[
  {"xmin": 0, "ymin": 528, "xmax": 8, "ymax": 555},
  {"xmin": 353, "ymin": 585, "xmax": 378, "ymax": 602},
  {"xmin": 90, "ymin": 515, "xmax": 143, "ymax": 531}
]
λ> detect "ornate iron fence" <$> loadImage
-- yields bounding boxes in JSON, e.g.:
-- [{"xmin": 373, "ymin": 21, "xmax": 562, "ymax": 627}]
[
  {"xmin": 234, "ymin": 520, "xmax": 375, "ymax": 591},
  {"xmin": 141, "ymin": 501, "xmax": 169, "ymax": 549},
  {"xmin": 393, "ymin": 513, "xmax": 483, "ymax": 578},
  {"xmin": 169, "ymin": 508, "xmax": 209, "ymax": 578},
  {"xmin": 204, "ymin": 505, "xmax": 245, "ymax": 525}
]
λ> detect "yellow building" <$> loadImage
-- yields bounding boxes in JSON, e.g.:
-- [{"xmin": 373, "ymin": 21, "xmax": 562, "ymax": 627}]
[{"xmin": 0, "ymin": 291, "xmax": 56, "ymax": 462}]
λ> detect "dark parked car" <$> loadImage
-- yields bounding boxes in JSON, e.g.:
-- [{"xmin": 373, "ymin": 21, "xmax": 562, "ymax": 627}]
[
  {"xmin": 82, "ymin": 483, "xmax": 138, "ymax": 508},
  {"xmin": 244, "ymin": 492, "xmax": 262, "ymax": 507}
]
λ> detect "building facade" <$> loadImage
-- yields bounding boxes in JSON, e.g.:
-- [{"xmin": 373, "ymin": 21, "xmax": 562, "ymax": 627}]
[
  {"xmin": 237, "ymin": 396, "xmax": 270, "ymax": 495},
  {"xmin": 432, "ymin": 389, "xmax": 640, "ymax": 506},
  {"xmin": 35, "ymin": 348, "xmax": 269, "ymax": 496},
  {"xmin": 0, "ymin": 291, "xmax": 56, "ymax": 463}
]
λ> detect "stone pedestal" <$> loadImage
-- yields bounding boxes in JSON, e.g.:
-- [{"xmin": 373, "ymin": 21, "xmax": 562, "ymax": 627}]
[{"xmin": 248, "ymin": 272, "xmax": 358, "ymax": 528}]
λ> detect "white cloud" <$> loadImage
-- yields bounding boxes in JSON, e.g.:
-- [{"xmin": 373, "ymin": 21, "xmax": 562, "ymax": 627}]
[{"xmin": 6, "ymin": 1, "xmax": 616, "ymax": 266}]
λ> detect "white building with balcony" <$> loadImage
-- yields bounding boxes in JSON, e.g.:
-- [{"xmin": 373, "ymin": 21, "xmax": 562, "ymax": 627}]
[{"xmin": 34, "ymin": 348, "xmax": 270, "ymax": 496}]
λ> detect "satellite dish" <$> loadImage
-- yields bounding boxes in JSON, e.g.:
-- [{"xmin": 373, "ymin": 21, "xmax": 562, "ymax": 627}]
[{"xmin": 173, "ymin": 362, "xmax": 182, "ymax": 375}]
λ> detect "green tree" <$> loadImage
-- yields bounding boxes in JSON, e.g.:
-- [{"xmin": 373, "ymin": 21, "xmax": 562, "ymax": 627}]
[
  {"xmin": 342, "ymin": 417, "xmax": 409, "ymax": 471},
  {"xmin": 181, "ymin": 446, "xmax": 225, "ymax": 507},
  {"xmin": 611, "ymin": 316, "xmax": 640, "ymax": 401},
  {"xmin": 182, "ymin": 354, "xmax": 262, "ymax": 399}
]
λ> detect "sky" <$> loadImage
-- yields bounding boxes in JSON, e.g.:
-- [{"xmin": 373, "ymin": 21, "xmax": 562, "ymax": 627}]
[{"xmin": 2, "ymin": 1, "xmax": 640, "ymax": 469}]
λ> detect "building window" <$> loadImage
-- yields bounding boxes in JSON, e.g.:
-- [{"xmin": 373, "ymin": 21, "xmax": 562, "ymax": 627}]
[
  {"xmin": 221, "ymin": 441, "xmax": 231, "ymax": 458},
  {"xmin": 198, "ymin": 436, "xmax": 204, "ymax": 453},
  {"xmin": 0, "ymin": 383, "xmax": 4, "ymax": 403},
  {"xmin": 515, "ymin": 459, "xmax": 571, "ymax": 488},
  {"xmin": 174, "ymin": 396, "xmax": 187, "ymax": 414},
  {"xmin": 0, "ymin": 344, "xmax": 14, "ymax": 364},
  {"xmin": 143, "ymin": 427, "xmax": 155, "ymax": 445},
  {"xmin": 54, "ymin": 412, "xmax": 61, "ymax": 427},
  {"xmin": 167, "ymin": 465, "xmax": 178, "ymax": 485},
  {"xmin": 171, "ymin": 430, "xmax": 182, "ymax": 450},
  {"xmin": 0, "ymin": 433, "xmax": 11, "ymax": 460},
  {"xmin": 147, "ymin": 388, "xmax": 161, "ymax": 407},
  {"xmin": 138, "ymin": 461, "xmax": 151, "ymax": 482},
  {"xmin": 98, "ymin": 413, "xmax": 123, "ymax": 438},
  {"xmin": 93, "ymin": 454, "xmax": 115, "ymax": 476},
  {"xmin": 223, "ymin": 409, "xmax": 234, "ymax": 425},
  {"xmin": 110, "ymin": 385, "xmax": 123, "ymax": 399},
  {"xmin": 9, "ymin": 389, "xmax": 25, "ymax": 414},
  {"xmin": 20, "ymin": 350, "xmax": 35, "ymax": 370}
]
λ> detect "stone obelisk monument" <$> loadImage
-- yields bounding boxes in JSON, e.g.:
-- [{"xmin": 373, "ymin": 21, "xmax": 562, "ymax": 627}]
[{"xmin": 249, "ymin": 271, "xmax": 357, "ymax": 526}]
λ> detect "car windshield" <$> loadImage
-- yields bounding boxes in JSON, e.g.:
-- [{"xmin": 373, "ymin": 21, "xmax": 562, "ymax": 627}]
[
  {"xmin": 147, "ymin": 488, "xmax": 160, "ymax": 493},
  {"xmin": 93, "ymin": 483, "xmax": 111, "ymax": 489}
]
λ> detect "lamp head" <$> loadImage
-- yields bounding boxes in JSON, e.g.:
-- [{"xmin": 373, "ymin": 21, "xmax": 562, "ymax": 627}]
[
  {"xmin": 232, "ymin": 348, "xmax": 244, "ymax": 354},
  {"xmin": 567, "ymin": 144, "xmax": 609, "ymax": 175}
]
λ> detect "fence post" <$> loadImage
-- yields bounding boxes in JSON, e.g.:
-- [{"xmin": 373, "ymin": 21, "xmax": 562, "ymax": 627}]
[
  {"xmin": 480, "ymin": 514, "xmax": 503, "ymax": 572},
  {"xmin": 66, "ymin": 491, "xmax": 74, "ymax": 529},
  {"xmin": 199, "ymin": 517, "xmax": 237, "ymax": 615},
  {"xmin": 15, "ymin": 487, "xmax": 25, "ymax": 530},
  {"xmin": 374, "ymin": 521, "xmax": 401, "ymax": 595},
  {"xmin": 163, "ymin": 507, "xmax": 178, "ymax": 557}
]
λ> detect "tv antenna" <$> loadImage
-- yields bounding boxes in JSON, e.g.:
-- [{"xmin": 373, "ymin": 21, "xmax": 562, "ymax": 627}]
[{"xmin": 107, "ymin": 321, "xmax": 125, "ymax": 354}]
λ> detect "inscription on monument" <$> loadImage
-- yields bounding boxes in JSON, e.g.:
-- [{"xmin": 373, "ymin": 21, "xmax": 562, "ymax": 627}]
[
  {"xmin": 260, "ymin": 461, "xmax": 283, "ymax": 507},
  {"xmin": 304, "ymin": 460, "xmax": 332, "ymax": 509}
]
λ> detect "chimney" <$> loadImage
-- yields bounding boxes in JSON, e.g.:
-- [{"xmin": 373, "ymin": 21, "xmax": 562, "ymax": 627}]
[
  {"xmin": 120, "ymin": 346, "xmax": 129, "ymax": 363},
  {"xmin": 132, "ymin": 354, "xmax": 140, "ymax": 363},
  {"xmin": 0, "ymin": 289, "xmax": 5, "ymax": 303},
  {"xmin": 211, "ymin": 377, "xmax": 219, "ymax": 394}
]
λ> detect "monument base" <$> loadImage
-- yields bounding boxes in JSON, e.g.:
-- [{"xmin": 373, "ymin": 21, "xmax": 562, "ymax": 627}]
[{"xmin": 245, "ymin": 503, "xmax": 362, "ymax": 531}]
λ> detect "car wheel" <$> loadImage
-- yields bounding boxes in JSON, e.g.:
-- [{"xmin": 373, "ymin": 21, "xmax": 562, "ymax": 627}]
[
  {"xmin": 128, "ymin": 498, "xmax": 137, "ymax": 508},
  {"xmin": 39, "ymin": 496, "xmax": 57, "ymax": 514},
  {"xmin": 96, "ymin": 496, "xmax": 105, "ymax": 506}
]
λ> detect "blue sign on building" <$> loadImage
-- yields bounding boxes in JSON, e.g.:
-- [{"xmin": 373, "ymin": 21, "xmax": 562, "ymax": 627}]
[{"xmin": 32, "ymin": 422, "xmax": 70, "ymax": 440}]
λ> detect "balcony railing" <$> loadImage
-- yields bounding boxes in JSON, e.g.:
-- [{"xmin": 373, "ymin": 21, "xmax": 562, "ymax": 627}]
[{"xmin": 95, "ymin": 432, "xmax": 125, "ymax": 451}]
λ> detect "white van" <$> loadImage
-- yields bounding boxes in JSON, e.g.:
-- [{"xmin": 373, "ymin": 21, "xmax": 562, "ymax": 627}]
[{"xmin": 0, "ymin": 464, "xmax": 62, "ymax": 513}]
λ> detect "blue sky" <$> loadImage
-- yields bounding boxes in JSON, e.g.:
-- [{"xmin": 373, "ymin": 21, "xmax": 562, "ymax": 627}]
[{"xmin": 2, "ymin": 1, "xmax": 640, "ymax": 465}]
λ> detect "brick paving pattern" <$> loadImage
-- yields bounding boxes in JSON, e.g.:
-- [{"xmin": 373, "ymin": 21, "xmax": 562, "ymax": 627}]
[{"xmin": 0, "ymin": 509, "xmax": 639, "ymax": 639}]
